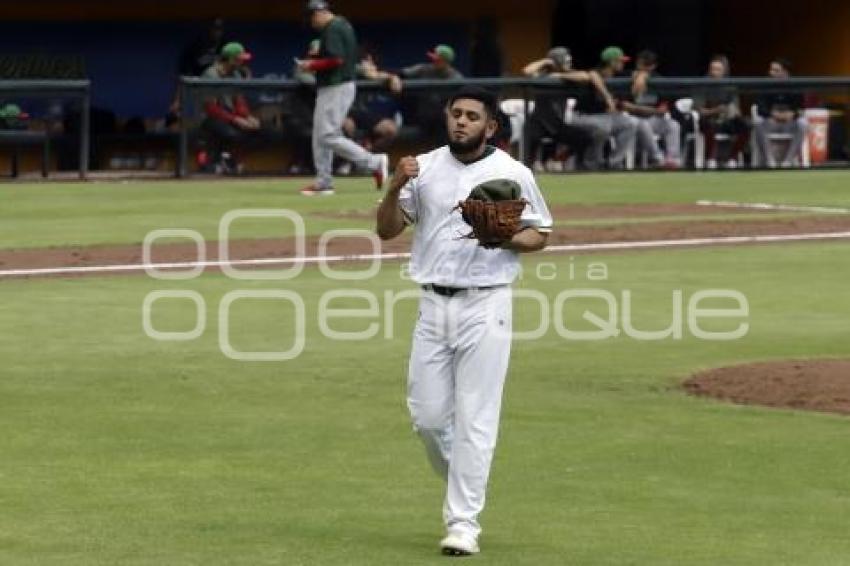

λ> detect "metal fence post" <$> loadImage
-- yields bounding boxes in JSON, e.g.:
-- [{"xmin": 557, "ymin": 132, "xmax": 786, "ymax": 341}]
[
  {"xmin": 79, "ymin": 84, "xmax": 90, "ymax": 179},
  {"xmin": 178, "ymin": 78, "xmax": 188, "ymax": 178}
]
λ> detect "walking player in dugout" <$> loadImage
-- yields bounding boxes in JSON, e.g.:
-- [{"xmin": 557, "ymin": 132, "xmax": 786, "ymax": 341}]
[{"xmin": 297, "ymin": 0, "xmax": 389, "ymax": 196}]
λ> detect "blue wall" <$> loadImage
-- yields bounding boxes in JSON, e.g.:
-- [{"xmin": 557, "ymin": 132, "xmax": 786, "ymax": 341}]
[{"xmin": 0, "ymin": 20, "xmax": 469, "ymax": 118}]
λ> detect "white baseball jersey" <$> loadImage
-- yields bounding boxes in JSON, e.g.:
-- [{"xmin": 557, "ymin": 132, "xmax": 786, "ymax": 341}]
[{"xmin": 399, "ymin": 146, "xmax": 553, "ymax": 287}]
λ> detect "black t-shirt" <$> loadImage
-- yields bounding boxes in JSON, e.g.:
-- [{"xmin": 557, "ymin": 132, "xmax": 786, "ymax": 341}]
[
  {"xmin": 630, "ymin": 71, "xmax": 669, "ymax": 107},
  {"xmin": 694, "ymin": 76, "xmax": 737, "ymax": 110},
  {"xmin": 574, "ymin": 70, "xmax": 609, "ymax": 115},
  {"xmin": 530, "ymin": 91, "xmax": 568, "ymax": 134},
  {"xmin": 756, "ymin": 92, "xmax": 803, "ymax": 117},
  {"xmin": 703, "ymin": 88, "xmax": 735, "ymax": 108}
]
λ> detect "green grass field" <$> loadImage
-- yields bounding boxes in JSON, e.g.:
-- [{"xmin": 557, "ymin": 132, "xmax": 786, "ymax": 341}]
[
  {"xmin": 1, "ymin": 171, "xmax": 850, "ymax": 565},
  {"xmin": 3, "ymin": 170, "xmax": 850, "ymax": 249}
]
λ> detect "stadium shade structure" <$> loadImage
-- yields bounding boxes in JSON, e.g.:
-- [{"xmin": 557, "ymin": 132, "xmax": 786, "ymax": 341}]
[
  {"xmin": 2, "ymin": 76, "xmax": 847, "ymax": 178},
  {"xmin": 177, "ymin": 75, "xmax": 850, "ymax": 177},
  {"xmin": 0, "ymin": 80, "xmax": 91, "ymax": 179}
]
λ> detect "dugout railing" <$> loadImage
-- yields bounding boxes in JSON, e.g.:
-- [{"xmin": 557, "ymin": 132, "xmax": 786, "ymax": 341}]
[
  {"xmin": 177, "ymin": 76, "xmax": 850, "ymax": 177},
  {"xmin": 0, "ymin": 80, "xmax": 91, "ymax": 179}
]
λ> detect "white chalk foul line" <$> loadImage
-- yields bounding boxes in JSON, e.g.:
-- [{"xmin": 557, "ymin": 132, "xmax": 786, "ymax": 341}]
[
  {"xmin": 545, "ymin": 231, "xmax": 850, "ymax": 252},
  {"xmin": 0, "ymin": 252, "xmax": 412, "ymax": 278},
  {"xmin": 696, "ymin": 200, "xmax": 850, "ymax": 215},
  {"xmin": 3, "ymin": 232, "xmax": 850, "ymax": 279}
]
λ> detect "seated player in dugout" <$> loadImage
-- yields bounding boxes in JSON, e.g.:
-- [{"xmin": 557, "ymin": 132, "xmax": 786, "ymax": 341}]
[
  {"xmin": 167, "ymin": 17, "xmax": 230, "ymax": 128},
  {"xmin": 399, "ymin": 44, "xmax": 464, "ymax": 144},
  {"xmin": 199, "ymin": 42, "xmax": 262, "ymax": 174},
  {"xmin": 522, "ymin": 46, "xmax": 594, "ymax": 170},
  {"xmin": 753, "ymin": 57, "xmax": 807, "ymax": 168},
  {"xmin": 692, "ymin": 54, "xmax": 750, "ymax": 169},
  {"xmin": 570, "ymin": 46, "xmax": 638, "ymax": 170},
  {"xmin": 621, "ymin": 49, "xmax": 682, "ymax": 168}
]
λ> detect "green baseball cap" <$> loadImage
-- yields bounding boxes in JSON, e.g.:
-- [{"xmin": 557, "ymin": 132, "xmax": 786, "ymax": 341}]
[
  {"xmin": 221, "ymin": 42, "xmax": 252, "ymax": 63},
  {"xmin": 427, "ymin": 44, "xmax": 455, "ymax": 64},
  {"xmin": 0, "ymin": 103, "xmax": 27, "ymax": 119},
  {"xmin": 600, "ymin": 46, "xmax": 631, "ymax": 64}
]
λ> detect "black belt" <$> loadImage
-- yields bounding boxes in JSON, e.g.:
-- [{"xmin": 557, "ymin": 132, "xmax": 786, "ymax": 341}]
[{"xmin": 421, "ymin": 283, "xmax": 502, "ymax": 297}]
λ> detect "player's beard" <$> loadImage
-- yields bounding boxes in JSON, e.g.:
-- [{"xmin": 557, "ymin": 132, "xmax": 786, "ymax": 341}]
[{"xmin": 448, "ymin": 130, "xmax": 486, "ymax": 156}]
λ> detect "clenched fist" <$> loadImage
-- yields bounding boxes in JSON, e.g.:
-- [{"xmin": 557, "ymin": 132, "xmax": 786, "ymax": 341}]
[{"xmin": 389, "ymin": 156, "xmax": 419, "ymax": 192}]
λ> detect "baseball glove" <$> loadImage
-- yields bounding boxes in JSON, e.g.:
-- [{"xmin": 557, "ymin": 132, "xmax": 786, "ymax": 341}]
[{"xmin": 454, "ymin": 179, "xmax": 527, "ymax": 249}]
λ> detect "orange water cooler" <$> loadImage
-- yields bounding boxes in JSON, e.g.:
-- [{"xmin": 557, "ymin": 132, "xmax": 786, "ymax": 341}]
[{"xmin": 804, "ymin": 108, "xmax": 829, "ymax": 164}]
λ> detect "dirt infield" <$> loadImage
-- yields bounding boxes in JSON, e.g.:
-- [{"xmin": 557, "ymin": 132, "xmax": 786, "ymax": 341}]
[
  {"xmin": 2, "ymin": 203, "xmax": 850, "ymax": 277},
  {"xmin": 534, "ymin": 203, "xmax": 787, "ymax": 220},
  {"xmin": 546, "ymin": 215, "xmax": 850, "ymax": 245},
  {"xmin": 0, "ymin": 235, "xmax": 410, "ymax": 274},
  {"xmin": 684, "ymin": 360, "xmax": 850, "ymax": 416},
  {"xmin": 3, "ymin": 215, "xmax": 850, "ymax": 275},
  {"xmin": 317, "ymin": 202, "xmax": 780, "ymax": 221}
]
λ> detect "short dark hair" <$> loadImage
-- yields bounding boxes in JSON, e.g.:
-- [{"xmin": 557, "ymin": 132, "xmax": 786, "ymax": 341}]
[
  {"xmin": 636, "ymin": 49, "xmax": 658, "ymax": 66},
  {"xmin": 710, "ymin": 54, "xmax": 730, "ymax": 73},
  {"xmin": 447, "ymin": 86, "xmax": 498, "ymax": 118},
  {"xmin": 772, "ymin": 57, "xmax": 792, "ymax": 72}
]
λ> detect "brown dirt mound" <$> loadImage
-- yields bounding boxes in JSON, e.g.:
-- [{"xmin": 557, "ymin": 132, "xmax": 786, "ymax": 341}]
[{"xmin": 684, "ymin": 359, "xmax": 850, "ymax": 415}]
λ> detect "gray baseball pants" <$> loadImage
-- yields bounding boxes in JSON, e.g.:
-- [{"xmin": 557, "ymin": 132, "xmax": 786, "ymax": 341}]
[
  {"xmin": 635, "ymin": 115, "xmax": 682, "ymax": 164},
  {"xmin": 572, "ymin": 113, "xmax": 637, "ymax": 169},
  {"xmin": 313, "ymin": 81, "xmax": 381, "ymax": 189},
  {"xmin": 754, "ymin": 117, "xmax": 807, "ymax": 165}
]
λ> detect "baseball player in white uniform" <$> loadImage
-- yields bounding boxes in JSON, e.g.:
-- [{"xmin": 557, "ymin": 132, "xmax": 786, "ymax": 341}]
[{"xmin": 376, "ymin": 87, "xmax": 552, "ymax": 556}]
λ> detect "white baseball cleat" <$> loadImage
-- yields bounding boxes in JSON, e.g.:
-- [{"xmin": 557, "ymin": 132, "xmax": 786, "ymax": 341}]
[
  {"xmin": 440, "ymin": 530, "xmax": 480, "ymax": 556},
  {"xmin": 299, "ymin": 184, "xmax": 335, "ymax": 196}
]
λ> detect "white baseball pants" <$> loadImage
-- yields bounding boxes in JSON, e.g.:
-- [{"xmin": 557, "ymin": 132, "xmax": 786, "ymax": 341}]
[{"xmin": 406, "ymin": 286, "xmax": 513, "ymax": 539}]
